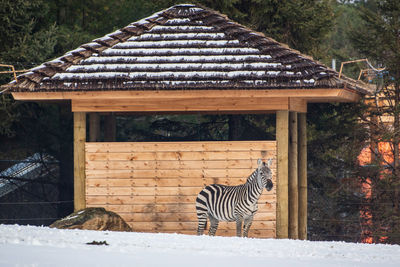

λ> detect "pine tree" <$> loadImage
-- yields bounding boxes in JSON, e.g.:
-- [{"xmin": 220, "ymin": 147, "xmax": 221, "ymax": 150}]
[
  {"xmin": 241, "ymin": 0, "xmax": 334, "ymax": 57},
  {"xmin": 349, "ymin": 0, "xmax": 400, "ymax": 244}
]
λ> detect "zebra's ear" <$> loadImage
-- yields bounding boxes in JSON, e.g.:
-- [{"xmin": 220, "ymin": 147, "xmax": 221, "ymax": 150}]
[
  {"xmin": 257, "ymin": 158, "xmax": 263, "ymax": 167},
  {"xmin": 266, "ymin": 158, "xmax": 272, "ymax": 168}
]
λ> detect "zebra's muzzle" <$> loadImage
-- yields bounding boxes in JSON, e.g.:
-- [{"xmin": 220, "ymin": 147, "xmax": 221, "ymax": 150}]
[{"xmin": 266, "ymin": 179, "xmax": 273, "ymax": 191}]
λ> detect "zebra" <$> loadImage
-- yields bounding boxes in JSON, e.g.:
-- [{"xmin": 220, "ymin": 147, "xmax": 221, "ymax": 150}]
[{"xmin": 196, "ymin": 158, "xmax": 273, "ymax": 237}]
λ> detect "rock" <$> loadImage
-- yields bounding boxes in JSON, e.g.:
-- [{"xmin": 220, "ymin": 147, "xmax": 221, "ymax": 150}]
[{"xmin": 50, "ymin": 207, "xmax": 132, "ymax": 232}]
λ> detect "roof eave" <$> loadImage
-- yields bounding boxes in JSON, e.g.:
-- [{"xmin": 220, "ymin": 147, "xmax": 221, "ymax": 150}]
[{"xmin": 12, "ymin": 88, "xmax": 362, "ymax": 114}]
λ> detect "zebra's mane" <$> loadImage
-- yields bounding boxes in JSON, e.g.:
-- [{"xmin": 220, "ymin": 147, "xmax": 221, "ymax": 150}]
[{"xmin": 245, "ymin": 168, "xmax": 258, "ymax": 184}]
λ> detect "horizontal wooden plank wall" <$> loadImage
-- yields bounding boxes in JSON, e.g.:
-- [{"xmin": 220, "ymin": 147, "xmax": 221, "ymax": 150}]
[{"xmin": 85, "ymin": 141, "xmax": 276, "ymax": 238}]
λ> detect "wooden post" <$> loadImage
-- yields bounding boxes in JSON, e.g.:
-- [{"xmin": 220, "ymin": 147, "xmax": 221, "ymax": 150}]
[
  {"xmin": 89, "ymin": 113, "xmax": 100, "ymax": 142},
  {"xmin": 104, "ymin": 113, "xmax": 116, "ymax": 142},
  {"xmin": 289, "ymin": 111, "xmax": 298, "ymax": 239},
  {"xmin": 298, "ymin": 112, "xmax": 307, "ymax": 240},
  {"xmin": 74, "ymin": 112, "xmax": 86, "ymax": 211},
  {"xmin": 276, "ymin": 110, "xmax": 289, "ymax": 239}
]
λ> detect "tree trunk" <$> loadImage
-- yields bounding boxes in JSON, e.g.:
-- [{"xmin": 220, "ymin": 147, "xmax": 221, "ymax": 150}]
[
  {"xmin": 393, "ymin": 85, "xmax": 400, "ymax": 210},
  {"xmin": 228, "ymin": 115, "xmax": 243, "ymax": 140},
  {"xmin": 58, "ymin": 3, "xmax": 66, "ymax": 25},
  {"xmin": 104, "ymin": 114, "xmax": 116, "ymax": 142}
]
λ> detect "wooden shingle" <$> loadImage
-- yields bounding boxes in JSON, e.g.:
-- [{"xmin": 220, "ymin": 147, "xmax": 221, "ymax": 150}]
[{"xmin": 6, "ymin": 4, "xmax": 370, "ymax": 94}]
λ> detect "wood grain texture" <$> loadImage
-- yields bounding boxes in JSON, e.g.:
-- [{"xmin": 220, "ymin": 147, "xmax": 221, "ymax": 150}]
[
  {"xmin": 85, "ymin": 141, "xmax": 276, "ymax": 153},
  {"xmin": 85, "ymin": 141, "xmax": 276, "ymax": 238},
  {"xmin": 72, "ymin": 97, "xmax": 292, "ymax": 113},
  {"xmin": 276, "ymin": 110, "xmax": 289, "ymax": 239},
  {"xmin": 289, "ymin": 112, "xmax": 298, "ymax": 239},
  {"xmin": 298, "ymin": 113, "xmax": 308, "ymax": 240},
  {"xmin": 289, "ymin": 98, "xmax": 307, "ymax": 113},
  {"xmin": 86, "ymin": 159, "xmax": 277, "ymax": 170},
  {"xmin": 13, "ymin": 89, "xmax": 361, "ymax": 102},
  {"xmin": 86, "ymin": 194, "xmax": 276, "ymax": 205},
  {"xmin": 85, "ymin": 168, "xmax": 273, "ymax": 179},
  {"xmin": 74, "ymin": 112, "xmax": 86, "ymax": 211}
]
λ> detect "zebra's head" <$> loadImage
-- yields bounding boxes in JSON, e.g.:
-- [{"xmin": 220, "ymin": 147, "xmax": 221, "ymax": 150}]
[{"xmin": 257, "ymin": 158, "xmax": 273, "ymax": 191}]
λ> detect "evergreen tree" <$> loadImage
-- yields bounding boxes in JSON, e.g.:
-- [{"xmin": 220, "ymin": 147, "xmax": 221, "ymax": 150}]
[
  {"xmin": 307, "ymin": 102, "xmax": 368, "ymax": 242},
  {"xmin": 240, "ymin": 0, "xmax": 334, "ymax": 57},
  {"xmin": 349, "ymin": 0, "xmax": 400, "ymax": 244}
]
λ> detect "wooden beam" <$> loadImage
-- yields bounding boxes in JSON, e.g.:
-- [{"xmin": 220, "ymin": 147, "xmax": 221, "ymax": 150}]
[
  {"xmin": 73, "ymin": 112, "xmax": 86, "ymax": 211},
  {"xmin": 289, "ymin": 98, "xmax": 307, "ymax": 113},
  {"xmin": 71, "ymin": 97, "xmax": 308, "ymax": 113},
  {"xmin": 298, "ymin": 113, "xmax": 307, "ymax": 240},
  {"xmin": 104, "ymin": 114, "xmax": 116, "ymax": 142},
  {"xmin": 289, "ymin": 111, "xmax": 298, "ymax": 239},
  {"xmin": 89, "ymin": 113, "xmax": 100, "ymax": 142},
  {"xmin": 338, "ymin": 89, "xmax": 362, "ymax": 102},
  {"xmin": 86, "ymin": 140, "xmax": 277, "ymax": 152},
  {"xmin": 72, "ymin": 97, "xmax": 290, "ymax": 113},
  {"xmin": 12, "ymin": 89, "xmax": 362, "ymax": 103},
  {"xmin": 276, "ymin": 110, "xmax": 289, "ymax": 239}
]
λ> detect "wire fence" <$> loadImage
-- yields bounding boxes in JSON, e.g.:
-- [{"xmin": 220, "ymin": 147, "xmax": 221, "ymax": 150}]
[
  {"xmin": 310, "ymin": 187, "xmax": 400, "ymax": 193},
  {"xmin": 0, "ymin": 200, "xmax": 73, "ymax": 205},
  {"xmin": 308, "ymin": 181, "xmax": 400, "ymax": 244},
  {"xmin": 0, "ymin": 200, "xmax": 73, "ymax": 225},
  {"xmin": 0, "ymin": 217, "xmax": 62, "ymax": 222},
  {"xmin": 0, "ymin": 158, "xmax": 398, "ymax": 244},
  {"xmin": 0, "ymin": 156, "xmax": 70, "ymax": 226}
]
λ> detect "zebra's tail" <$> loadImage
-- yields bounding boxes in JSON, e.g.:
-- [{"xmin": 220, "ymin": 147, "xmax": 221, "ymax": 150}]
[{"xmin": 196, "ymin": 193, "xmax": 208, "ymax": 235}]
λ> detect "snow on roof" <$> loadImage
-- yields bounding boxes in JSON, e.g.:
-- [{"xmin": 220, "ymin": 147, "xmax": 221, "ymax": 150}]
[
  {"xmin": 127, "ymin": 32, "xmax": 227, "ymax": 41},
  {"xmin": 112, "ymin": 39, "xmax": 240, "ymax": 48},
  {"xmin": 81, "ymin": 55, "xmax": 273, "ymax": 64},
  {"xmin": 101, "ymin": 47, "xmax": 261, "ymax": 56},
  {"xmin": 67, "ymin": 62, "xmax": 284, "ymax": 72},
  {"xmin": 6, "ymin": 4, "xmax": 370, "ymax": 94}
]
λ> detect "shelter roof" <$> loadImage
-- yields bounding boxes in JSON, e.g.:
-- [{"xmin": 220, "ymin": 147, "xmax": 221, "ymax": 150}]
[{"xmin": 5, "ymin": 4, "xmax": 370, "ymax": 95}]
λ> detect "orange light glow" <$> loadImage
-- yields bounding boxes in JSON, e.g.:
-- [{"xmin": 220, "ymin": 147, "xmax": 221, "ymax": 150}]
[
  {"xmin": 358, "ymin": 142, "xmax": 399, "ymax": 243},
  {"xmin": 358, "ymin": 142, "xmax": 398, "ymax": 166}
]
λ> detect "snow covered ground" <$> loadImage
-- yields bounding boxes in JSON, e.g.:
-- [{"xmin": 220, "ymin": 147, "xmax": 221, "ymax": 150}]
[{"xmin": 1, "ymin": 224, "xmax": 400, "ymax": 267}]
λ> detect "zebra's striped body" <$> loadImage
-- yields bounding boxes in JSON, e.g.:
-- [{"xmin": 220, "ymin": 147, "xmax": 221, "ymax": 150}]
[{"xmin": 196, "ymin": 159, "xmax": 273, "ymax": 237}]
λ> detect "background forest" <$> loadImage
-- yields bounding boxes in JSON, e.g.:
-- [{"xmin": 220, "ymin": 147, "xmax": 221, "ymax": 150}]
[{"xmin": 1, "ymin": 0, "xmax": 399, "ymax": 244}]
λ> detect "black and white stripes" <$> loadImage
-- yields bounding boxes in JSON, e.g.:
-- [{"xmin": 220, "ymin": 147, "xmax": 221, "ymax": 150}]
[{"xmin": 196, "ymin": 158, "xmax": 273, "ymax": 237}]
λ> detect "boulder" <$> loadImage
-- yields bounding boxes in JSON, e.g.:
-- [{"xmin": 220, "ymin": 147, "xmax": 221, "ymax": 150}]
[{"xmin": 50, "ymin": 207, "xmax": 132, "ymax": 232}]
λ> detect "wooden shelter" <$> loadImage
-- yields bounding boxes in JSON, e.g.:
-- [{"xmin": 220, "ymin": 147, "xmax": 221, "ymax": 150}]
[{"xmin": 5, "ymin": 4, "xmax": 370, "ymax": 239}]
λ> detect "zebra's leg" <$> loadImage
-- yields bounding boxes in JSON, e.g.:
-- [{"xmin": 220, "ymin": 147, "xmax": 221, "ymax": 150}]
[
  {"xmin": 243, "ymin": 215, "xmax": 254, "ymax": 238},
  {"xmin": 197, "ymin": 213, "xmax": 207, "ymax": 235},
  {"xmin": 197, "ymin": 212, "xmax": 208, "ymax": 235},
  {"xmin": 236, "ymin": 218, "xmax": 243, "ymax": 237},
  {"xmin": 208, "ymin": 214, "xmax": 219, "ymax": 236}
]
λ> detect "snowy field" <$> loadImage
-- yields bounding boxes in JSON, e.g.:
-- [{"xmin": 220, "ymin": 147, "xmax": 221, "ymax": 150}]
[{"xmin": 1, "ymin": 224, "xmax": 400, "ymax": 267}]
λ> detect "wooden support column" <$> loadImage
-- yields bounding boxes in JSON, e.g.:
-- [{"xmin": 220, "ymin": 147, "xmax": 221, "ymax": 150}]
[
  {"xmin": 104, "ymin": 113, "xmax": 116, "ymax": 142},
  {"xmin": 89, "ymin": 113, "xmax": 100, "ymax": 142},
  {"xmin": 298, "ymin": 112, "xmax": 308, "ymax": 240},
  {"xmin": 276, "ymin": 110, "xmax": 289, "ymax": 239},
  {"xmin": 74, "ymin": 112, "xmax": 86, "ymax": 211},
  {"xmin": 289, "ymin": 112, "xmax": 298, "ymax": 239}
]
